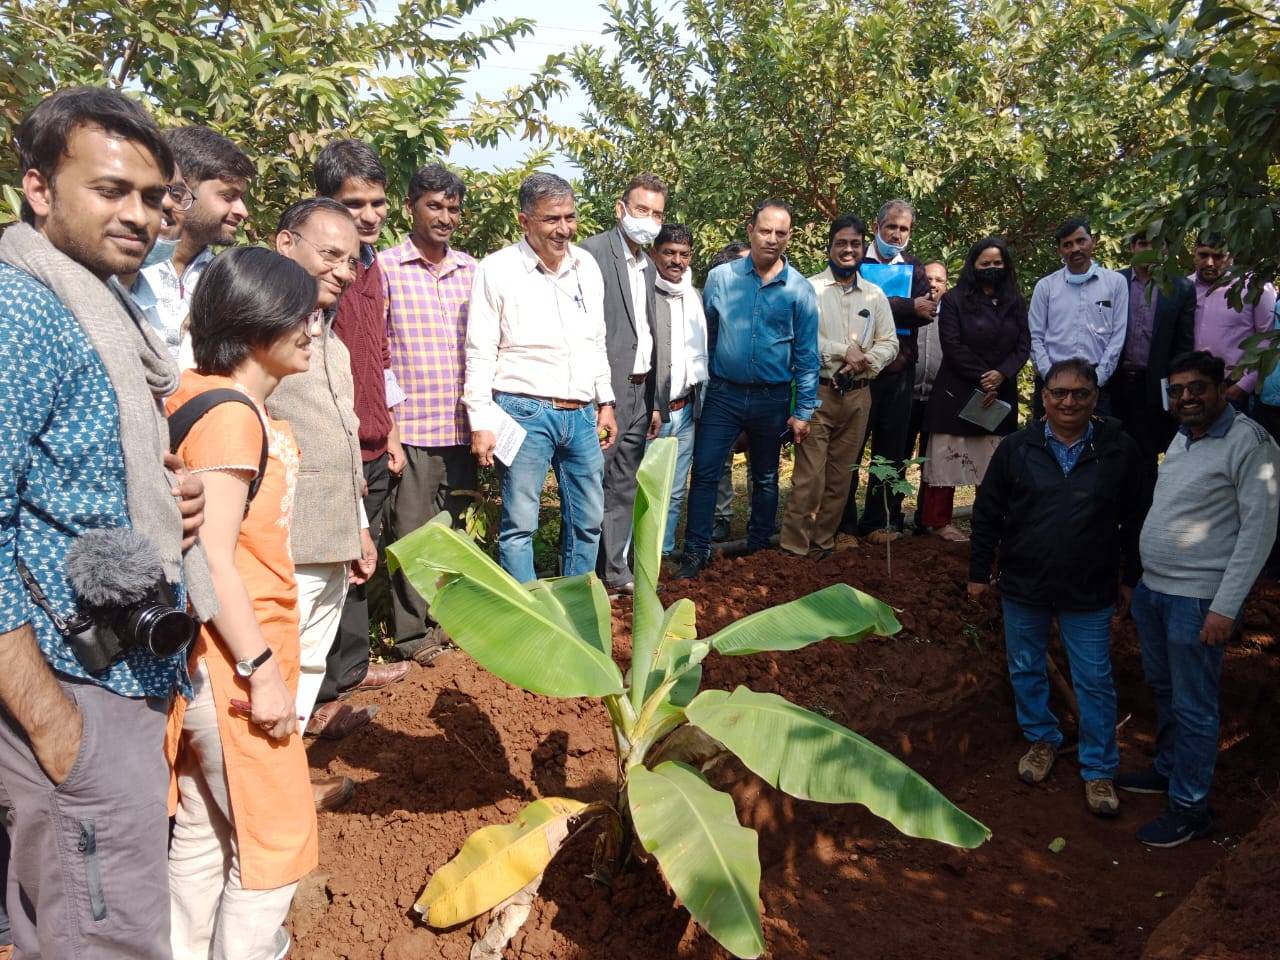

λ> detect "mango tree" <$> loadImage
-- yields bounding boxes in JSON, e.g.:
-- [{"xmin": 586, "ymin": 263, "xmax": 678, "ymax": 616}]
[{"xmin": 387, "ymin": 438, "xmax": 989, "ymax": 958}]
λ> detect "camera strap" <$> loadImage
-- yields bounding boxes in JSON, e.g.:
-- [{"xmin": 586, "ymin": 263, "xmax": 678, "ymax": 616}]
[
  {"xmin": 168, "ymin": 389, "xmax": 269, "ymax": 506},
  {"xmin": 14, "ymin": 556, "xmax": 79, "ymax": 635}
]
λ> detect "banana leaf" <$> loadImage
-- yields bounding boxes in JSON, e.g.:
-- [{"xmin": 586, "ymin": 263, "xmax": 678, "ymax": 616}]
[
  {"xmin": 706, "ymin": 583, "xmax": 900, "ymax": 656},
  {"xmin": 630, "ymin": 438, "xmax": 678, "ymax": 712}
]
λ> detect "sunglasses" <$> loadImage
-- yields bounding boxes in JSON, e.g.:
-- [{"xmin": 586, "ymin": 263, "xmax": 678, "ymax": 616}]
[
  {"xmin": 1045, "ymin": 387, "xmax": 1096, "ymax": 403},
  {"xmin": 1165, "ymin": 381, "xmax": 1213, "ymax": 400}
]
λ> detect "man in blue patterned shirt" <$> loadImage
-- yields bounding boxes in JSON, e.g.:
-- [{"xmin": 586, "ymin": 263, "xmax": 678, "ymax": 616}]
[{"xmin": 0, "ymin": 88, "xmax": 206, "ymax": 958}]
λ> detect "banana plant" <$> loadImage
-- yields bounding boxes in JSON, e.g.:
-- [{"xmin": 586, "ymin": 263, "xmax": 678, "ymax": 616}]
[{"xmin": 387, "ymin": 438, "xmax": 990, "ymax": 959}]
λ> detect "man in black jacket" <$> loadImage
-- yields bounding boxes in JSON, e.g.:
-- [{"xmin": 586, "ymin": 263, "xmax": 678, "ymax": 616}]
[
  {"xmin": 1113, "ymin": 234, "xmax": 1196, "ymax": 517},
  {"xmin": 968, "ymin": 358, "xmax": 1143, "ymax": 817}
]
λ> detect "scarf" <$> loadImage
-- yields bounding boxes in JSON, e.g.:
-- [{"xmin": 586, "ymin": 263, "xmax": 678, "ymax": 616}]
[
  {"xmin": 654, "ymin": 271, "xmax": 693, "ymax": 296},
  {"xmin": 654, "ymin": 270, "xmax": 709, "ymax": 390},
  {"xmin": 0, "ymin": 223, "xmax": 217, "ymax": 621}
]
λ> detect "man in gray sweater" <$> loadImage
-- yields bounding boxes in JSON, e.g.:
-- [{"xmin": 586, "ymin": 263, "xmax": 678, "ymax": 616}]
[{"xmin": 1123, "ymin": 350, "xmax": 1279, "ymax": 847}]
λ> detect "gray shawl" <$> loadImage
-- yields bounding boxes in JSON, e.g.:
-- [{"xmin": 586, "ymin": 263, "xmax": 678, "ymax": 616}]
[{"xmin": 0, "ymin": 223, "xmax": 217, "ymax": 621}]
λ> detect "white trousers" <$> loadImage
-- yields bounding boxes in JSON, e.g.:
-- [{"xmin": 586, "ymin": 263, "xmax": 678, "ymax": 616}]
[
  {"xmin": 294, "ymin": 562, "xmax": 350, "ymax": 728},
  {"xmin": 169, "ymin": 661, "xmax": 298, "ymax": 960}
]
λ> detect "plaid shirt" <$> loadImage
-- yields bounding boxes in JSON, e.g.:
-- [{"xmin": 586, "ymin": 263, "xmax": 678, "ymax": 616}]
[{"xmin": 379, "ymin": 238, "xmax": 477, "ymax": 447}]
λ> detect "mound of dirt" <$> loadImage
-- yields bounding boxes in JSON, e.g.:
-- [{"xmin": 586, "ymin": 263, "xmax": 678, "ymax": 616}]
[{"xmin": 295, "ymin": 539, "xmax": 1280, "ymax": 960}]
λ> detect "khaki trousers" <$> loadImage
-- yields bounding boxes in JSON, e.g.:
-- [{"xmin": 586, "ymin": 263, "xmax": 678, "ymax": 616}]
[
  {"xmin": 294, "ymin": 562, "xmax": 349, "ymax": 729},
  {"xmin": 169, "ymin": 662, "xmax": 298, "ymax": 960},
  {"xmin": 781, "ymin": 382, "xmax": 872, "ymax": 554}
]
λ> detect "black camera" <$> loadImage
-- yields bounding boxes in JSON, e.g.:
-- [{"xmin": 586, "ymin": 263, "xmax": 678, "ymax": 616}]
[
  {"xmin": 66, "ymin": 579, "xmax": 196, "ymax": 674},
  {"xmin": 831, "ymin": 370, "xmax": 858, "ymax": 395}
]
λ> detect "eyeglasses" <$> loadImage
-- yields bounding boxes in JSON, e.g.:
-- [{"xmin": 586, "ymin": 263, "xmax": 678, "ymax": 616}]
[
  {"xmin": 622, "ymin": 199, "xmax": 664, "ymax": 223},
  {"xmin": 1045, "ymin": 387, "xmax": 1096, "ymax": 403},
  {"xmin": 289, "ymin": 231, "xmax": 359, "ymax": 272},
  {"xmin": 167, "ymin": 182, "xmax": 195, "ymax": 211},
  {"xmin": 1165, "ymin": 380, "xmax": 1213, "ymax": 400}
]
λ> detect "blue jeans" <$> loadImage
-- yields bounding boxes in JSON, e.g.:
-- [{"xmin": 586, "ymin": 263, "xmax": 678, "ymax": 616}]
[
  {"xmin": 1001, "ymin": 598, "xmax": 1119, "ymax": 780},
  {"xmin": 683, "ymin": 379, "xmax": 792, "ymax": 558},
  {"xmin": 495, "ymin": 393, "xmax": 605, "ymax": 583},
  {"xmin": 1130, "ymin": 581, "xmax": 1224, "ymax": 814},
  {"xmin": 646, "ymin": 401, "xmax": 697, "ymax": 555}
]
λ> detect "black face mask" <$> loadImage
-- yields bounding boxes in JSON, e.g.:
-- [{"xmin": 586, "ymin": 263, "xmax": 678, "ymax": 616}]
[
  {"xmin": 975, "ymin": 266, "xmax": 1006, "ymax": 287},
  {"xmin": 828, "ymin": 257, "xmax": 859, "ymax": 280}
]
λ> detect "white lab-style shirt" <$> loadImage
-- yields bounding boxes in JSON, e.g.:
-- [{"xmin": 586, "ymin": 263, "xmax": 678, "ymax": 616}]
[
  {"xmin": 619, "ymin": 229, "xmax": 653, "ymax": 376},
  {"xmin": 464, "ymin": 238, "xmax": 615, "ymax": 434}
]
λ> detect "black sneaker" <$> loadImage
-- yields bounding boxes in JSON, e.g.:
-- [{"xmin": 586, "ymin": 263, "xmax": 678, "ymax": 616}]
[
  {"xmin": 1116, "ymin": 766, "xmax": 1169, "ymax": 795},
  {"xmin": 1136, "ymin": 807, "xmax": 1212, "ymax": 848},
  {"xmin": 712, "ymin": 518, "xmax": 732, "ymax": 542},
  {"xmin": 672, "ymin": 554, "xmax": 708, "ymax": 580}
]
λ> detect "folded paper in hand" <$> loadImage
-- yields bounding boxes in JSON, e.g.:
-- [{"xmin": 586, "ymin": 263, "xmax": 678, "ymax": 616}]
[
  {"xmin": 958, "ymin": 390, "xmax": 1012, "ymax": 432},
  {"xmin": 492, "ymin": 406, "xmax": 527, "ymax": 466}
]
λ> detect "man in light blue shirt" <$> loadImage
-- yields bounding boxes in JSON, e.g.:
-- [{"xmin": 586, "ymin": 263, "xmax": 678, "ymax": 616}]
[
  {"xmin": 675, "ymin": 199, "xmax": 820, "ymax": 578},
  {"xmin": 1028, "ymin": 217, "xmax": 1129, "ymax": 417}
]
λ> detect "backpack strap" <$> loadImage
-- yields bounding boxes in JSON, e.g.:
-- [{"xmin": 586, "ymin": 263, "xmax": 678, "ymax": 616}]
[{"xmin": 168, "ymin": 389, "xmax": 270, "ymax": 505}]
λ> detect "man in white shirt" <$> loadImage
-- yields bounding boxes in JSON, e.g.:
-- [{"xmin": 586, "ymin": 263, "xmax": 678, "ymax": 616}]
[
  {"xmin": 465, "ymin": 173, "xmax": 619, "ymax": 583},
  {"xmin": 783, "ymin": 213, "xmax": 898, "ymax": 557},
  {"xmin": 646, "ymin": 222, "xmax": 708, "ymax": 557},
  {"xmin": 131, "ymin": 126, "xmax": 251, "ymax": 360},
  {"xmin": 580, "ymin": 173, "xmax": 667, "ymax": 595},
  {"xmin": 1028, "ymin": 216, "xmax": 1129, "ymax": 417}
]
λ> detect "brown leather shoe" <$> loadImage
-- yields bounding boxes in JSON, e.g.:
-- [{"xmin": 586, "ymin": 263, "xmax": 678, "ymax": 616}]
[
  {"xmin": 305, "ymin": 702, "xmax": 378, "ymax": 740},
  {"xmin": 312, "ymin": 774, "xmax": 354, "ymax": 812},
  {"xmin": 352, "ymin": 660, "xmax": 411, "ymax": 692}
]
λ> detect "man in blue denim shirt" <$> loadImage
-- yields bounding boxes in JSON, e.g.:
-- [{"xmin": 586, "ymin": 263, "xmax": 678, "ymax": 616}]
[
  {"xmin": 0, "ymin": 88, "xmax": 207, "ymax": 958},
  {"xmin": 676, "ymin": 199, "xmax": 819, "ymax": 578}
]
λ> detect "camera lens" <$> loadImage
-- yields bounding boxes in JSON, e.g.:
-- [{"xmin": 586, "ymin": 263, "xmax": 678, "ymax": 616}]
[{"xmin": 129, "ymin": 604, "xmax": 197, "ymax": 658}]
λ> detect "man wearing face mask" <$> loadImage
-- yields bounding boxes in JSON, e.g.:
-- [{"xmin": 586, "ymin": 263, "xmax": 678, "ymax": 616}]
[
  {"xmin": 1027, "ymin": 216, "xmax": 1129, "ymax": 419},
  {"xmin": 580, "ymin": 173, "xmax": 668, "ymax": 596},
  {"xmin": 838, "ymin": 198, "xmax": 935, "ymax": 544}
]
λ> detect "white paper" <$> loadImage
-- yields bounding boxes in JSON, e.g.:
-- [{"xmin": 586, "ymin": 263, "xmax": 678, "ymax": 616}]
[
  {"xmin": 1160, "ymin": 376, "xmax": 1170, "ymax": 412},
  {"xmin": 383, "ymin": 369, "xmax": 407, "ymax": 408},
  {"xmin": 492, "ymin": 405, "xmax": 528, "ymax": 467}
]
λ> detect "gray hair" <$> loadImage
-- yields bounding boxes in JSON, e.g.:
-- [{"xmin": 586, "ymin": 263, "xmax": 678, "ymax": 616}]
[
  {"xmin": 519, "ymin": 172, "xmax": 574, "ymax": 214},
  {"xmin": 876, "ymin": 198, "xmax": 915, "ymax": 226}
]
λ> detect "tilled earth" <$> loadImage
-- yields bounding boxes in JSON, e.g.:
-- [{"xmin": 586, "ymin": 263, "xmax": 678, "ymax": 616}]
[{"xmin": 294, "ymin": 538, "xmax": 1280, "ymax": 959}]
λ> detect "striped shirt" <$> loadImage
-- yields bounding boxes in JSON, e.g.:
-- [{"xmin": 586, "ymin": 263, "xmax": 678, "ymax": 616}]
[{"xmin": 379, "ymin": 238, "xmax": 477, "ymax": 447}]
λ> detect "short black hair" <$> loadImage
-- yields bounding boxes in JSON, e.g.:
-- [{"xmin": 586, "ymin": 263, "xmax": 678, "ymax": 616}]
[
  {"xmin": 189, "ymin": 247, "xmax": 317, "ymax": 375},
  {"xmin": 708, "ymin": 242, "xmax": 749, "ymax": 272},
  {"xmin": 828, "ymin": 213, "xmax": 867, "ymax": 247},
  {"xmin": 276, "ymin": 196, "xmax": 353, "ymax": 236},
  {"xmin": 749, "ymin": 198, "xmax": 793, "ymax": 226},
  {"xmin": 15, "ymin": 86, "xmax": 174, "ymax": 225},
  {"xmin": 1194, "ymin": 231, "xmax": 1228, "ymax": 251},
  {"xmin": 408, "ymin": 163, "xmax": 465, "ymax": 204},
  {"xmin": 1168, "ymin": 350, "xmax": 1227, "ymax": 383},
  {"xmin": 1044, "ymin": 357, "xmax": 1099, "ymax": 389},
  {"xmin": 621, "ymin": 172, "xmax": 668, "ymax": 204},
  {"xmin": 314, "ymin": 139, "xmax": 386, "ymax": 196},
  {"xmin": 165, "ymin": 125, "xmax": 253, "ymax": 185},
  {"xmin": 654, "ymin": 222, "xmax": 693, "ymax": 249},
  {"xmin": 1054, "ymin": 216, "xmax": 1091, "ymax": 243}
]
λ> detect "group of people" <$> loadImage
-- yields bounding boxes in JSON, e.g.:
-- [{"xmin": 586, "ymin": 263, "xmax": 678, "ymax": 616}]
[{"xmin": 0, "ymin": 82, "xmax": 1277, "ymax": 960}]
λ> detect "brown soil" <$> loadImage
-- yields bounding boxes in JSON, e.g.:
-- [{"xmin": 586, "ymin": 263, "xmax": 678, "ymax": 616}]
[{"xmin": 294, "ymin": 538, "xmax": 1280, "ymax": 960}]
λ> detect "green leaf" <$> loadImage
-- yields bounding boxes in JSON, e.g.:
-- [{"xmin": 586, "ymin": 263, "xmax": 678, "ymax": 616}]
[
  {"xmin": 630, "ymin": 437, "xmax": 678, "ymax": 711},
  {"xmin": 706, "ymin": 584, "xmax": 900, "ymax": 656},
  {"xmin": 417, "ymin": 796, "xmax": 595, "ymax": 927},
  {"xmin": 387, "ymin": 516, "xmax": 625, "ymax": 698},
  {"xmin": 527, "ymin": 573, "xmax": 614, "ymax": 658},
  {"xmin": 629, "ymin": 762, "xmax": 764, "ymax": 958},
  {"xmin": 686, "ymin": 688, "xmax": 990, "ymax": 849},
  {"xmin": 641, "ymin": 597, "xmax": 702, "ymax": 703}
]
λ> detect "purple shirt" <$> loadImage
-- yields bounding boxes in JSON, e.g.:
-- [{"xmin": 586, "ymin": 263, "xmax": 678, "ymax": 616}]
[
  {"xmin": 1191, "ymin": 276, "xmax": 1276, "ymax": 393},
  {"xmin": 1123, "ymin": 275, "xmax": 1158, "ymax": 368}
]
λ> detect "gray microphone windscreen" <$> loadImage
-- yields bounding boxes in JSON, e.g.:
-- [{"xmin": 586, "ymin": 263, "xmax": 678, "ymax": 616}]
[{"xmin": 66, "ymin": 528, "xmax": 163, "ymax": 607}]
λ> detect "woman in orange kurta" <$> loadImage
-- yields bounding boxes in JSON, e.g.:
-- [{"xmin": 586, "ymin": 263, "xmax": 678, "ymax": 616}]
[{"xmin": 164, "ymin": 247, "xmax": 320, "ymax": 960}]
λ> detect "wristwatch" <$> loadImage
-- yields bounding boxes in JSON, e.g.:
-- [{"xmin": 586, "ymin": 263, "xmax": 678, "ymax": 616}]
[
  {"xmin": 597, "ymin": 401, "xmax": 616, "ymax": 408},
  {"xmin": 235, "ymin": 647, "xmax": 273, "ymax": 678}
]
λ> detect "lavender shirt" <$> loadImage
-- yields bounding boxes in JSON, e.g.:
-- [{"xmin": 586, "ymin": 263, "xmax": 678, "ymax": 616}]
[
  {"xmin": 1124, "ymin": 276, "xmax": 1158, "ymax": 368},
  {"xmin": 1191, "ymin": 276, "xmax": 1277, "ymax": 393}
]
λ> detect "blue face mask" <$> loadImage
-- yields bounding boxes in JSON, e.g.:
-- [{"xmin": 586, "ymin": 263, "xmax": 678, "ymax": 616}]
[
  {"xmin": 141, "ymin": 235, "xmax": 179, "ymax": 269},
  {"xmin": 1063, "ymin": 260, "xmax": 1098, "ymax": 285},
  {"xmin": 873, "ymin": 232, "xmax": 903, "ymax": 260}
]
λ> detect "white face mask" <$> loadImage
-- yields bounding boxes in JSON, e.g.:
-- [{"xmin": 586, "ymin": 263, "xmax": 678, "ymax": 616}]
[
  {"xmin": 141, "ymin": 234, "xmax": 179, "ymax": 269},
  {"xmin": 619, "ymin": 204, "xmax": 661, "ymax": 247}
]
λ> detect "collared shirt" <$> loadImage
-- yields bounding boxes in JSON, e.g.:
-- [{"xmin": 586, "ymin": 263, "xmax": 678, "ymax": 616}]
[
  {"xmin": 1178, "ymin": 402, "xmax": 1236, "ymax": 447},
  {"xmin": 0, "ymin": 263, "xmax": 186, "ymax": 699},
  {"xmin": 379, "ymin": 238, "xmax": 477, "ymax": 447},
  {"xmin": 1124, "ymin": 275, "xmax": 1159, "ymax": 369},
  {"xmin": 464, "ymin": 239, "xmax": 613, "ymax": 434},
  {"xmin": 132, "ymin": 246, "xmax": 215, "ymax": 361},
  {"xmin": 619, "ymin": 228, "xmax": 653, "ymax": 376},
  {"xmin": 809, "ymin": 268, "xmax": 899, "ymax": 379},
  {"xmin": 703, "ymin": 255, "xmax": 820, "ymax": 420},
  {"xmin": 1028, "ymin": 265, "xmax": 1129, "ymax": 385},
  {"xmin": 1191, "ymin": 276, "xmax": 1276, "ymax": 394},
  {"xmin": 655, "ymin": 276, "xmax": 708, "ymax": 401},
  {"xmin": 1044, "ymin": 420, "xmax": 1095, "ymax": 475}
]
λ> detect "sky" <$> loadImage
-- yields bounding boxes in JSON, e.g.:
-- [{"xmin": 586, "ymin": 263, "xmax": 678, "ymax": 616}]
[{"xmin": 373, "ymin": 0, "xmax": 620, "ymax": 176}]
